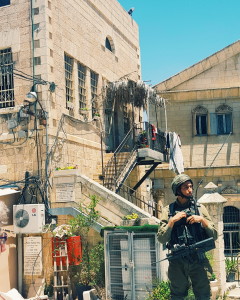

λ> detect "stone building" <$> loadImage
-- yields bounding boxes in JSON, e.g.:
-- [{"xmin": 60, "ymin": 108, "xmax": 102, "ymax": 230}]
[
  {"xmin": 0, "ymin": 0, "xmax": 145, "ymax": 294},
  {"xmin": 150, "ymin": 40, "xmax": 240, "ymax": 262}
]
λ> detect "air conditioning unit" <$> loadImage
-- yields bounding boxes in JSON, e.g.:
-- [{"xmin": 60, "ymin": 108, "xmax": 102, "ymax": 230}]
[{"xmin": 13, "ymin": 204, "xmax": 45, "ymax": 234}]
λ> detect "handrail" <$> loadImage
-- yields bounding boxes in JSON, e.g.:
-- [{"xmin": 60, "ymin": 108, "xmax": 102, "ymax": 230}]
[
  {"xmin": 118, "ymin": 183, "xmax": 161, "ymax": 218},
  {"xmin": 103, "ymin": 122, "xmax": 167, "ymax": 191}
]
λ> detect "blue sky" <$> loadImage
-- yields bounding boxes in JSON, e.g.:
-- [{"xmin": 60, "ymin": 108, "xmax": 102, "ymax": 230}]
[{"xmin": 118, "ymin": 0, "xmax": 240, "ymax": 86}]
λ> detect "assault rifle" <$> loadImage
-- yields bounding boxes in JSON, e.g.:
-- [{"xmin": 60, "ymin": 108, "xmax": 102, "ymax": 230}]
[{"xmin": 166, "ymin": 237, "xmax": 215, "ymax": 262}]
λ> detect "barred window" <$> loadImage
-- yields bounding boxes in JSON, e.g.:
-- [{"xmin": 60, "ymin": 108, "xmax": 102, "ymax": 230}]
[
  {"xmin": 0, "ymin": 48, "xmax": 14, "ymax": 108},
  {"xmin": 78, "ymin": 63, "xmax": 86, "ymax": 111},
  {"xmin": 64, "ymin": 54, "xmax": 74, "ymax": 109},
  {"xmin": 90, "ymin": 70, "xmax": 98, "ymax": 116},
  {"xmin": 223, "ymin": 206, "xmax": 240, "ymax": 256}
]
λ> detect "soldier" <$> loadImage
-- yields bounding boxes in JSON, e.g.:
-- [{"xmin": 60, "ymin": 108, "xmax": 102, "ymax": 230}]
[{"xmin": 157, "ymin": 174, "xmax": 218, "ymax": 300}]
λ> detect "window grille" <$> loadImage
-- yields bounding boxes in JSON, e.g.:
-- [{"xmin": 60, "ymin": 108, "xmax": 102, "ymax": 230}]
[
  {"xmin": 78, "ymin": 63, "xmax": 86, "ymax": 111},
  {"xmin": 34, "ymin": 56, "xmax": 41, "ymax": 65},
  {"xmin": 0, "ymin": 48, "xmax": 14, "ymax": 108},
  {"xmin": 105, "ymin": 231, "xmax": 160, "ymax": 300},
  {"xmin": 90, "ymin": 70, "xmax": 98, "ymax": 116},
  {"xmin": 64, "ymin": 54, "xmax": 74, "ymax": 110},
  {"xmin": 223, "ymin": 206, "xmax": 240, "ymax": 256}
]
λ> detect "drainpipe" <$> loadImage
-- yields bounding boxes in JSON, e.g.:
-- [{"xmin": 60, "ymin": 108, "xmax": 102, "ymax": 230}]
[
  {"xmin": 45, "ymin": 111, "xmax": 50, "ymax": 209},
  {"xmin": 30, "ymin": 0, "xmax": 35, "ymax": 83},
  {"xmin": 17, "ymin": 234, "xmax": 23, "ymax": 294}
]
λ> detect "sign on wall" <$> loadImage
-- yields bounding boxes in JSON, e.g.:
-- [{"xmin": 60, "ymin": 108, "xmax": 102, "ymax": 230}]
[
  {"xmin": 56, "ymin": 183, "xmax": 75, "ymax": 202},
  {"xmin": 24, "ymin": 236, "xmax": 42, "ymax": 275}
]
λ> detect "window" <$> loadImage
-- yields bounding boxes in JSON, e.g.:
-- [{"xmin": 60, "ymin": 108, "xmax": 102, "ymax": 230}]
[
  {"xmin": 64, "ymin": 54, "xmax": 74, "ymax": 109},
  {"xmin": 0, "ymin": 0, "xmax": 10, "ymax": 7},
  {"xmin": 196, "ymin": 115, "xmax": 207, "ymax": 135},
  {"xmin": 0, "ymin": 48, "xmax": 14, "ymax": 108},
  {"xmin": 105, "ymin": 36, "xmax": 115, "ymax": 53},
  {"xmin": 210, "ymin": 104, "xmax": 232, "ymax": 135},
  {"xmin": 223, "ymin": 206, "xmax": 240, "ymax": 256},
  {"xmin": 90, "ymin": 70, "xmax": 98, "ymax": 116},
  {"xmin": 192, "ymin": 105, "xmax": 208, "ymax": 136},
  {"xmin": 33, "ymin": 7, "xmax": 39, "ymax": 15},
  {"xmin": 34, "ymin": 56, "xmax": 41, "ymax": 65},
  {"xmin": 78, "ymin": 63, "xmax": 86, "ymax": 111},
  {"xmin": 105, "ymin": 38, "xmax": 112, "ymax": 52}
]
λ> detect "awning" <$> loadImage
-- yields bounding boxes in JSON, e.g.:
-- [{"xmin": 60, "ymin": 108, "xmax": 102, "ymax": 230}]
[{"xmin": 0, "ymin": 188, "xmax": 20, "ymax": 197}]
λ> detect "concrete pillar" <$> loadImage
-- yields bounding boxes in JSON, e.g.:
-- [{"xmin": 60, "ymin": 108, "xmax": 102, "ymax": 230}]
[{"xmin": 198, "ymin": 182, "xmax": 227, "ymax": 296}]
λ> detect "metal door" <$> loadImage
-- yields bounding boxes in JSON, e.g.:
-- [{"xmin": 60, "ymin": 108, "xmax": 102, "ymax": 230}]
[{"xmin": 105, "ymin": 231, "xmax": 160, "ymax": 300}]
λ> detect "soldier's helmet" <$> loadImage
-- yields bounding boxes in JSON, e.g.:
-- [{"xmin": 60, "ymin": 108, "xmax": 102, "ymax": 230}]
[{"xmin": 171, "ymin": 174, "xmax": 193, "ymax": 196}]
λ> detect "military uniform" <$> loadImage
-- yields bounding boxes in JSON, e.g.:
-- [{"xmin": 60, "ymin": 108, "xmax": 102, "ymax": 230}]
[{"xmin": 158, "ymin": 198, "xmax": 218, "ymax": 300}]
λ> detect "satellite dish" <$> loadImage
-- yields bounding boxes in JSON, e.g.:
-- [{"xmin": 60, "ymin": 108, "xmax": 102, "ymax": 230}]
[{"xmin": 15, "ymin": 209, "xmax": 30, "ymax": 228}]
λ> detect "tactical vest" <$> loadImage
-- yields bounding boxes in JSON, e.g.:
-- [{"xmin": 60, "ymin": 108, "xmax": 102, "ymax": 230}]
[{"xmin": 167, "ymin": 199, "xmax": 208, "ymax": 249}]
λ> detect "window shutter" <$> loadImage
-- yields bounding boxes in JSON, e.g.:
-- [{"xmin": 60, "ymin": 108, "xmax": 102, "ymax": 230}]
[{"xmin": 210, "ymin": 113, "xmax": 217, "ymax": 134}]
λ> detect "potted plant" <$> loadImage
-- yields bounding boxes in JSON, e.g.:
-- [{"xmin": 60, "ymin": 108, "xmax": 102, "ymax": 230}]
[
  {"xmin": 122, "ymin": 213, "xmax": 140, "ymax": 226},
  {"xmin": 66, "ymin": 195, "xmax": 103, "ymax": 299},
  {"xmin": 79, "ymin": 107, "xmax": 89, "ymax": 115},
  {"xmin": 225, "ymin": 257, "xmax": 238, "ymax": 282}
]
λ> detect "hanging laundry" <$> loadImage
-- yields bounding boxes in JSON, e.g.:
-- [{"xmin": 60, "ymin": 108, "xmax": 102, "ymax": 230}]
[
  {"xmin": 0, "ymin": 232, "xmax": 7, "ymax": 253},
  {"xmin": 168, "ymin": 132, "xmax": 184, "ymax": 174}
]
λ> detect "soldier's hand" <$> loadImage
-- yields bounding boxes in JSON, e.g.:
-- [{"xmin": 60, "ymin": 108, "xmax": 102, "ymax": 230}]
[
  {"xmin": 187, "ymin": 214, "xmax": 209, "ymax": 227},
  {"xmin": 168, "ymin": 211, "xmax": 187, "ymax": 228},
  {"xmin": 187, "ymin": 215, "xmax": 203, "ymax": 224}
]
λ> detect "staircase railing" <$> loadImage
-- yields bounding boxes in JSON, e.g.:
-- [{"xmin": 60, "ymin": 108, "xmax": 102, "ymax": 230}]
[
  {"xmin": 118, "ymin": 183, "xmax": 161, "ymax": 218},
  {"xmin": 103, "ymin": 122, "xmax": 167, "ymax": 191},
  {"xmin": 103, "ymin": 123, "xmax": 140, "ymax": 190}
]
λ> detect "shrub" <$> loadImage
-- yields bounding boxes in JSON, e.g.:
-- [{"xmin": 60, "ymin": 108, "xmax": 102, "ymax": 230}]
[{"xmin": 146, "ymin": 280, "xmax": 195, "ymax": 300}]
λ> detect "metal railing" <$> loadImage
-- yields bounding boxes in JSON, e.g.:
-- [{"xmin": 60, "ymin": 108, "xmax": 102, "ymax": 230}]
[
  {"xmin": 118, "ymin": 183, "xmax": 161, "ymax": 218},
  {"xmin": 103, "ymin": 122, "xmax": 167, "ymax": 191}
]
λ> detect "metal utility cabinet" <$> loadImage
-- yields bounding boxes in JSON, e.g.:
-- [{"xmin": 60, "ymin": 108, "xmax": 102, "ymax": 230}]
[{"xmin": 103, "ymin": 227, "xmax": 161, "ymax": 300}]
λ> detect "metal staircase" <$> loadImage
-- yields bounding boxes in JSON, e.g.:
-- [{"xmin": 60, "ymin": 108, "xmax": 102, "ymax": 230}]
[{"xmin": 102, "ymin": 122, "xmax": 167, "ymax": 194}]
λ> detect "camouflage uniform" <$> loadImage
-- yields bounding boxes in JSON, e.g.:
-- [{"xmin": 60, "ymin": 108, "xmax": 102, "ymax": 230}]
[{"xmin": 157, "ymin": 175, "xmax": 218, "ymax": 300}]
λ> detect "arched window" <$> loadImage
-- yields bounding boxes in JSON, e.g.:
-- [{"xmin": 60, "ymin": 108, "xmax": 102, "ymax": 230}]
[
  {"xmin": 223, "ymin": 206, "xmax": 240, "ymax": 256},
  {"xmin": 192, "ymin": 105, "xmax": 208, "ymax": 136},
  {"xmin": 210, "ymin": 104, "xmax": 232, "ymax": 135},
  {"xmin": 105, "ymin": 36, "xmax": 115, "ymax": 53}
]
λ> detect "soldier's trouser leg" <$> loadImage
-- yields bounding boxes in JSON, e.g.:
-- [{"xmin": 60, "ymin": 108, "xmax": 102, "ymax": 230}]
[
  {"xmin": 189, "ymin": 258, "xmax": 211, "ymax": 300},
  {"xmin": 168, "ymin": 259, "xmax": 189, "ymax": 300}
]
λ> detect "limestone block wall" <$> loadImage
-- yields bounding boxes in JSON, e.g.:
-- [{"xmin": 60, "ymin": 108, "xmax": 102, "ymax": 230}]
[
  {"xmin": 150, "ymin": 96, "xmax": 240, "ymax": 169},
  {"xmin": 175, "ymin": 53, "xmax": 240, "ymax": 91},
  {"xmin": 51, "ymin": 170, "xmax": 158, "ymax": 226}
]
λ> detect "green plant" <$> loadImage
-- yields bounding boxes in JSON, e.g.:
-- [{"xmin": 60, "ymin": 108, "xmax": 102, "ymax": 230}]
[
  {"xmin": 68, "ymin": 195, "xmax": 100, "ymax": 236},
  {"xmin": 225, "ymin": 257, "xmax": 238, "ymax": 275},
  {"xmin": 67, "ymin": 195, "xmax": 104, "ymax": 291},
  {"xmin": 205, "ymin": 251, "xmax": 216, "ymax": 281},
  {"xmin": 146, "ymin": 280, "xmax": 170, "ymax": 300},
  {"xmin": 123, "ymin": 213, "xmax": 139, "ymax": 220},
  {"xmin": 146, "ymin": 280, "xmax": 195, "ymax": 300},
  {"xmin": 209, "ymin": 273, "xmax": 216, "ymax": 281}
]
